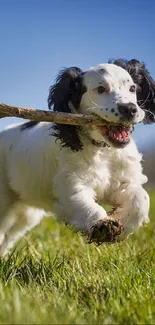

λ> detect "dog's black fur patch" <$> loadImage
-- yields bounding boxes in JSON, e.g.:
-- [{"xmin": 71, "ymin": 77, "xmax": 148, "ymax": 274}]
[
  {"xmin": 48, "ymin": 67, "xmax": 86, "ymax": 151},
  {"xmin": 110, "ymin": 59, "xmax": 155, "ymax": 123},
  {"xmin": 21, "ymin": 121, "xmax": 39, "ymax": 130}
]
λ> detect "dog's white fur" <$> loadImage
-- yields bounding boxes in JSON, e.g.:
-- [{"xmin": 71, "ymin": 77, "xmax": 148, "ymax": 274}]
[{"xmin": 0, "ymin": 64, "xmax": 150, "ymax": 256}]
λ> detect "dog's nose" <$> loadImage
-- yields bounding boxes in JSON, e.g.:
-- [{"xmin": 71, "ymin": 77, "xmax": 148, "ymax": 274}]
[{"xmin": 117, "ymin": 103, "xmax": 137, "ymax": 121}]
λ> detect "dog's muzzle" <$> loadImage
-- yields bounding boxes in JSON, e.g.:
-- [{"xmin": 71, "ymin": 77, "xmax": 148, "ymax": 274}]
[{"xmin": 117, "ymin": 103, "xmax": 137, "ymax": 121}]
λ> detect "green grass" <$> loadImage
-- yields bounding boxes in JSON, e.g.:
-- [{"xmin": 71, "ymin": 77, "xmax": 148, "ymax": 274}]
[{"xmin": 0, "ymin": 191, "xmax": 155, "ymax": 324}]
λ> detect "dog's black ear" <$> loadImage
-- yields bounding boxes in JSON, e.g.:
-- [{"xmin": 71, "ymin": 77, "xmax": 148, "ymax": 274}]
[
  {"xmin": 126, "ymin": 60, "xmax": 155, "ymax": 123},
  {"xmin": 110, "ymin": 58, "xmax": 155, "ymax": 123},
  {"xmin": 48, "ymin": 67, "xmax": 86, "ymax": 151}
]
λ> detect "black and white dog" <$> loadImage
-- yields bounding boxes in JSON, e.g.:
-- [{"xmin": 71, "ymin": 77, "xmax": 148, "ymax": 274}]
[{"xmin": 0, "ymin": 59, "xmax": 154, "ymax": 256}]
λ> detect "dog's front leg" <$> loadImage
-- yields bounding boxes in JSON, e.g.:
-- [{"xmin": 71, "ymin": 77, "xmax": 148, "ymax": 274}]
[
  {"xmin": 112, "ymin": 185, "xmax": 150, "ymax": 239},
  {"xmin": 53, "ymin": 173, "xmax": 122, "ymax": 243}
]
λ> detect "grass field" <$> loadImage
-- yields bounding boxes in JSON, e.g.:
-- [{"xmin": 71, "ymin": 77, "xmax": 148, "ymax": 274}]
[{"xmin": 0, "ymin": 190, "xmax": 155, "ymax": 324}]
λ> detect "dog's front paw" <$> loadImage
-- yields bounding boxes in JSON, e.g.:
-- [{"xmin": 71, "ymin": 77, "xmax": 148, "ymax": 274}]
[{"xmin": 88, "ymin": 219, "xmax": 122, "ymax": 245}]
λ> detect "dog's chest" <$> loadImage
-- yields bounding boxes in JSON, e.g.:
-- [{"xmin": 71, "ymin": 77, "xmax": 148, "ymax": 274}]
[
  {"xmin": 88, "ymin": 146, "xmax": 138, "ymax": 196},
  {"xmin": 79, "ymin": 149, "xmax": 112, "ymax": 195}
]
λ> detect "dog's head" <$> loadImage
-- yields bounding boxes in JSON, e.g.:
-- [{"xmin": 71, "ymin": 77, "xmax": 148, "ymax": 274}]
[
  {"xmin": 110, "ymin": 59, "xmax": 155, "ymax": 124},
  {"xmin": 48, "ymin": 63, "xmax": 146, "ymax": 150}
]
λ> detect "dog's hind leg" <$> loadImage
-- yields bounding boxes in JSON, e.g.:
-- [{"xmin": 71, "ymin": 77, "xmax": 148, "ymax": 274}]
[{"xmin": 0, "ymin": 204, "xmax": 45, "ymax": 257}]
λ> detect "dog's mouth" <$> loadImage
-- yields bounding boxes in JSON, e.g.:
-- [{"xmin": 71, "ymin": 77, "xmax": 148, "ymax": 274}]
[{"xmin": 98, "ymin": 124, "xmax": 131, "ymax": 148}]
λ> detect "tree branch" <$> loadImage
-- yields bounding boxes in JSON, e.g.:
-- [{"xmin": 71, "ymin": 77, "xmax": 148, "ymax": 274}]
[{"xmin": 0, "ymin": 103, "xmax": 112, "ymax": 126}]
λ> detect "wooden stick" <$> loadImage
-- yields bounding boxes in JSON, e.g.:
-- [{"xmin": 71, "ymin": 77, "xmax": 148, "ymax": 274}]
[{"xmin": 0, "ymin": 103, "xmax": 112, "ymax": 126}]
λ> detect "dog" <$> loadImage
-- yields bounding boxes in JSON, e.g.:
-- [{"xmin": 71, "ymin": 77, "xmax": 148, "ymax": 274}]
[{"xmin": 0, "ymin": 60, "xmax": 154, "ymax": 256}]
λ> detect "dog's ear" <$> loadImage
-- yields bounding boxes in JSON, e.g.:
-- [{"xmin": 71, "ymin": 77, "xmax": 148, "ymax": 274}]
[
  {"xmin": 48, "ymin": 67, "xmax": 86, "ymax": 151},
  {"xmin": 125, "ymin": 60, "xmax": 155, "ymax": 123},
  {"xmin": 110, "ymin": 58, "xmax": 155, "ymax": 123},
  {"xmin": 48, "ymin": 67, "xmax": 85, "ymax": 111}
]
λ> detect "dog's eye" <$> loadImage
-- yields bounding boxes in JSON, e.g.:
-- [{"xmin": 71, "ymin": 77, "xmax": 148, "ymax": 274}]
[
  {"xmin": 97, "ymin": 86, "xmax": 106, "ymax": 94},
  {"xmin": 130, "ymin": 85, "xmax": 136, "ymax": 93}
]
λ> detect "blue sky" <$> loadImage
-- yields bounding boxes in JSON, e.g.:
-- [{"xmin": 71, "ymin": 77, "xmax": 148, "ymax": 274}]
[{"xmin": 0, "ymin": 0, "xmax": 155, "ymax": 148}]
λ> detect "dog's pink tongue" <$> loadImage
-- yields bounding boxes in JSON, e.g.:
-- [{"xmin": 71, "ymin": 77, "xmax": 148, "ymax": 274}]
[
  {"xmin": 111, "ymin": 126, "xmax": 129, "ymax": 140},
  {"xmin": 99, "ymin": 125, "xmax": 130, "ymax": 141}
]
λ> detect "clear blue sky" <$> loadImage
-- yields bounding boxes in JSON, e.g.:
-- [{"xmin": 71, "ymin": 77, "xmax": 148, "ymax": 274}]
[{"xmin": 0, "ymin": 0, "xmax": 155, "ymax": 148}]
